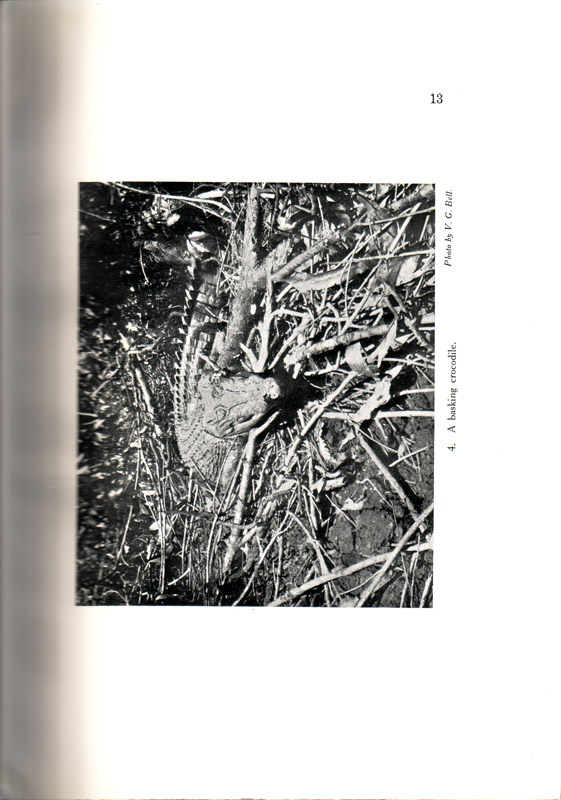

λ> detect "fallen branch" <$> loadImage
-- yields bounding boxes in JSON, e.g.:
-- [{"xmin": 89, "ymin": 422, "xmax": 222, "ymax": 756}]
[{"xmin": 285, "ymin": 324, "xmax": 390, "ymax": 365}]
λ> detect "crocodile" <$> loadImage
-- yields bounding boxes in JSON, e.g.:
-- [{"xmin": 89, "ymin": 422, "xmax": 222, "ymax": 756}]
[{"xmin": 173, "ymin": 258, "xmax": 284, "ymax": 489}]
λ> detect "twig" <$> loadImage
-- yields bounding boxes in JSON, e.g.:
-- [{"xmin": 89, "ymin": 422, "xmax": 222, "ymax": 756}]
[
  {"xmin": 358, "ymin": 431, "xmax": 428, "ymax": 531},
  {"xmin": 232, "ymin": 522, "xmax": 285, "ymax": 606},
  {"xmin": 355, "ymin": 502, "xmax": 433, "ymax": 607},
  {"xmin": 420, "ymin": 574, "xmax": 433, "ymax": 607},
  {"xmin": 134, "ymin": 366, "xmax": 162, "ymax": 435},
  {"xmin": 389, "ymin": 445, "xmax": 429, "ymax": 468},
  {"xmin": 221, "ymin": 412, "xmax": 279, "ymax": 577},
  {"xmin": 283, "ymin": 372, "xmax": 356, "ymax": 471},
  {"xmin": 107, "ymin": 182, "xmax": 232, "ymax": 217},
  {"xmin": 80, "ymin": 208, "xmax": 114, "ymax": 223},
  {"xmin": 271, "ymin": 211, "xmax": 369, "ymax": 283},
  {"xmin": 288, "ymin": 507, "xmax": 331, "ymax": 580},
  {"xmin": 379, "ymin": 410, "xmax": 434, "ymax": 418},
  {"xmin": 388, "ymin": 185, "xmax": 434, "ymax": 214},
  {"xmin": 255, "ymin": 275, "xmax": 275, "ymax": 372},
  {"xmin": 115, "ymin": 505, "xmax": 134, "ymax": 563},
  {"xmin": 322, "ymin": 410, "xmax": 434, "ymax": 421},
  {"xmin": 286, "ymin": 324, "xmax": 390, "ymax": 365},
  {"xmin": 289, "ymin": 247, "xmax": 434, "ymax": 292},
  {"xmin": 268, "ymin": 502, "xmax": 433, "ymax": 607},
  {"xmin": 382, "ymin": 281, "xmax": 433, "ymax": 352}
]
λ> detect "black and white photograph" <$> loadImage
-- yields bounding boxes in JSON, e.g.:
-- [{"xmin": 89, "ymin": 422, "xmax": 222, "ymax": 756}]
[{"xmin": 78, "ymin": 182, "xmax": 435, "ymax": 606}]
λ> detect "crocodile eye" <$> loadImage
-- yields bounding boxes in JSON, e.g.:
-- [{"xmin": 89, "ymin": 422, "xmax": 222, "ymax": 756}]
[
  {"xmin": 263, "ymin": 378, "xmax": 281, "ymax": 400},
  {"xmin": 213, "ymin": 406, "xmax": 227, "ymax": 420}
]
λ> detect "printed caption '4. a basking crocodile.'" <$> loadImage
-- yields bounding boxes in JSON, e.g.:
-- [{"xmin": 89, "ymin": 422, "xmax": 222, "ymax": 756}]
[{"xmin": 173, "ymin": 259, "xmax": 284, "ymax": 490}]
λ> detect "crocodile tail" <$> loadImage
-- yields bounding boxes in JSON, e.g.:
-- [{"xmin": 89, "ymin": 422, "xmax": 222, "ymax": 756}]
[{"xmin": 173, "ymin": 257, "xmax": 223, "ymax": 447}]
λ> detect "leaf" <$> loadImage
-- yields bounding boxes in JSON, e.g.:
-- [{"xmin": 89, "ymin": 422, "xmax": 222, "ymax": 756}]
[
  {"xmin": 289, "ymin": 265, "xmax": 347, "ymax": 292},
  {"xmin": 277, "ymin": 479, "xmax": 298, "ymax": 493},
  {"xmin": 351, "ymin": 376, "xmax": 393, "ymax": 421},
  {"xmin": 191, "ymin": 188, "xmax": 225, "ymax": 200},
  {"xmin": 165, "ymin": 212, "xmax": 181, "ymax": 226},
  {"xmin": 368, "ymin": 318, "xmax": 398, "ymax": 367},
  {"xmin": 340, "ymin": 497, "xmax": 365, "ymax": 512},
  {"xmin": 351, "ymin": 365, "xmax": 403, "ymax": 422},
  {"xmin": 344, "ymin": 342, "xmax": 376, "ymax": 375},
  {"xmin": 395, "ymin": 254, "xmax": 420, "ymax": 285},
  {"xmin": 311, "ymin": 475, "xmax": 346, "ymax": 493}
]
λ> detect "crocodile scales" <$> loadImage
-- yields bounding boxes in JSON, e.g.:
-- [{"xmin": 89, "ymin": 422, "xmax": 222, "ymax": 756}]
[{"xmin": 173, "ymin": 259, "xmax": 283, "ymax": 488}]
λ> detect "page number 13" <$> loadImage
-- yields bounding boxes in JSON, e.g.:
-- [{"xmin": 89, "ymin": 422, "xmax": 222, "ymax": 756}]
[{"xmin": 431, "ymin": 93, "xmax": 443, "ymax": 104}]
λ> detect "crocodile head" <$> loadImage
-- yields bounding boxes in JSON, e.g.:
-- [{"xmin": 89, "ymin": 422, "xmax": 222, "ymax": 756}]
[{"xmin": 197, "ymin": 370, "xmax": 285, "ymax": 439}]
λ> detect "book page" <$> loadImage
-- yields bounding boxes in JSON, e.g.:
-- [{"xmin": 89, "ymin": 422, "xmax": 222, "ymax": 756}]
[{"xmin": 1, "ymin": 1, "xmax": 559, "ymax": 799}]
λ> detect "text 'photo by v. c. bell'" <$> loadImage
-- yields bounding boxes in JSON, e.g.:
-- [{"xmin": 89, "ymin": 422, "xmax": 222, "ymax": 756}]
[{"xmin": 78, "ymin": 183, "xmax": 434, "ymax": 607}]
